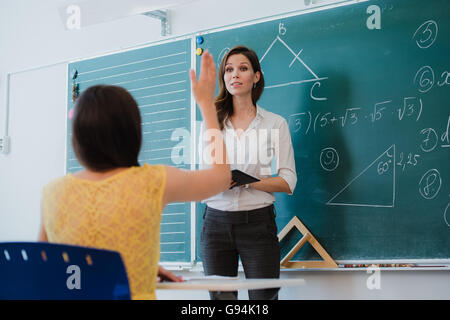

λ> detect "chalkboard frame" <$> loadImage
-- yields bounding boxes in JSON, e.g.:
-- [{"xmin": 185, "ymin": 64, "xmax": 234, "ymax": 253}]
[
  {"xmin": 192, "ymin": 0, "xmax": 450, "ymax": 268},
  {"xmin": 65, "ymin": 36, "xmax": 198, "ymax": 267}
]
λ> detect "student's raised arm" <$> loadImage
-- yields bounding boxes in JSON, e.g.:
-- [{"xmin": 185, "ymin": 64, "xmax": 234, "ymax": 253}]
[{"xmin": 162, "ymin": 51, "xmax": 230, "ymax": 205}]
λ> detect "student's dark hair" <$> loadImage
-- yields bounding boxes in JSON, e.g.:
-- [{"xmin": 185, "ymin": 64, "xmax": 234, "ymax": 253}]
[
  {"xmin": 71, "ymin": 85, "xmax": 142, "ymax": 171},
  {"xmin": 215, "ymin": 45, "xmax": 265, "ymax": 130}
]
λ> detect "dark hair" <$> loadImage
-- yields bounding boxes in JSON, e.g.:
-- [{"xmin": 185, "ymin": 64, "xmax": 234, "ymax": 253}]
[
  {"xmin": 71, "ymin": 85, "xmax": 142, "ymax": 171},
  {"xmin": 215, "ymin": 45, "xmax": 265, "ymax": 130}
]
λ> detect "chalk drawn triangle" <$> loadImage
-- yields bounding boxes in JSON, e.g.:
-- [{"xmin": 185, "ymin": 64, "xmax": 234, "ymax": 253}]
[
  {"xmin": 259, "ymin": 36, "xmax": 327, "ymax": 89},
  {"xmin": 326, "ymin": 145, "xmax": 396, "ymax": 208}
]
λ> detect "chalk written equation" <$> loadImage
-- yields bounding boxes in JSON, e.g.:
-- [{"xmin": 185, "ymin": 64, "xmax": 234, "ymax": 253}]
[{"xmin": 288, "ymin": 96, "xmax": 423, "ymax": 135}]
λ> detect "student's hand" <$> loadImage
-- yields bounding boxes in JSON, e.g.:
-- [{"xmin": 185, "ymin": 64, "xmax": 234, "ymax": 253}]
[
  {"xmin": 190, "ymin": 50, "xmax": 217, "ymax": 112},
  {"xmin": 157, "ymin": 265, "xmax": 183, "ymax": 282},
  {"xmin": 229, "ymin": 180, "xmax": 238, "ymax": 189}
]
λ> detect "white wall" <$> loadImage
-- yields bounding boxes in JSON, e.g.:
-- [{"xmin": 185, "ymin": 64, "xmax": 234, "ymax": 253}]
[{"xmin": 1, "ymin": 0, "xmax": 449, "ymax": 299}]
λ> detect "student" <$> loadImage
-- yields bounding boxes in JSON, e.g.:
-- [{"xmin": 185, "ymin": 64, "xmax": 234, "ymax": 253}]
[
  {"xmin": 38, "ymin": 51, "xmax": 230, "ymax": 300},
  {"xmin": 198, "ymin": 45, "xmax": 297, "ymax": 300}
]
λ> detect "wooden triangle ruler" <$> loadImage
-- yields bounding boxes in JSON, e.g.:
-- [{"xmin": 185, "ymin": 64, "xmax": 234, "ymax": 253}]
[{"xmin": 278, "ymin": 216, "xmax": 338, "ymax": 269}]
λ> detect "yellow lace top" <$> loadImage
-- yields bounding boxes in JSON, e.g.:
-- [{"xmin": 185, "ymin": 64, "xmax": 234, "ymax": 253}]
[{"xmin": 42, "ymin": 164, "xmax": 166, "ymax": 300}]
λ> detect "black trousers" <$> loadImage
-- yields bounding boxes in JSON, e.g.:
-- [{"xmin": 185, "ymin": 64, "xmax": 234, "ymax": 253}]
[{"xmin": 200, "ymin": 205, "xmax": 280, "ymax": 300}]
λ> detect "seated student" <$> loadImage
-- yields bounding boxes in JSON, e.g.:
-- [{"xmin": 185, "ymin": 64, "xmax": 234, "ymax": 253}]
[{"xmin": 38, "ymin": 52, "xmax": 230, "ymax": 300}]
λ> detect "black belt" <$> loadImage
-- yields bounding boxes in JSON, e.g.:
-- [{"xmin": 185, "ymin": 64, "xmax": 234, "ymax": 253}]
[{"xmin": 204, "ymin": 204, "xmax": 274, "ymax": 224}]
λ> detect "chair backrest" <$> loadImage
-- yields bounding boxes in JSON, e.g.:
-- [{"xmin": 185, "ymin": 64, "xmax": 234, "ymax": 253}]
[{"xmin": 0, "ymin": 242, "xmax": 130, "ymax": 300}]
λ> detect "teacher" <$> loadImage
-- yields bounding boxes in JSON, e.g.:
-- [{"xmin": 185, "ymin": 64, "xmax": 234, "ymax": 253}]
[{"xmin": 198, "ymin": 45, "xmax": 297, "ymax": 300}]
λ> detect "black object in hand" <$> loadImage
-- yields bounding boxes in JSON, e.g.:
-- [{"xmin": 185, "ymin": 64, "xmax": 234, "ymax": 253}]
[{"xmin": 230, "ymin": 170, "xmax": 260, "ymax": 188}]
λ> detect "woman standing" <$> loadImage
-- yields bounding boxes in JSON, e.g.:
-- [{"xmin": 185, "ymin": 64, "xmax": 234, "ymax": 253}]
[{"xmin": 199, "ymin": 46, "xmax": 297, "ymax": 300}]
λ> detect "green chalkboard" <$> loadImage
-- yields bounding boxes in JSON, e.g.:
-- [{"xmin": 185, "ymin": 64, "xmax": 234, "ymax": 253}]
[
  {"xmin": 196, "ymin": 0, "xmax": 450, "ymax": 262},
  {"xmin": 67, "ymin": 39, "xmax": 192, "ymax": 262}
]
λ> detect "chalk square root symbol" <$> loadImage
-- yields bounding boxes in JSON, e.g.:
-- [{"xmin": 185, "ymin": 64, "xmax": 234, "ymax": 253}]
[{"xmin": 277, "ymin": 216, "xmax": 338, "ymax": 269}]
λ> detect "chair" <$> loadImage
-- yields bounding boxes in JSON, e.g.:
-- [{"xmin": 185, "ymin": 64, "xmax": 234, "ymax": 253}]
[{"xmin": 0, "ymin": 242, "xmax": 130, "ymax": 300}]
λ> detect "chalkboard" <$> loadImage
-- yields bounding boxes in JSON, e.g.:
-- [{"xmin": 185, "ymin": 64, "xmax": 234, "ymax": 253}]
[
  {"xmin": 195, "ymin": 0, "xmax": 450, "ymax": 262},
  {"xmin": 67, "ymin": 39, "xmax": 192, "ymax": 262}
]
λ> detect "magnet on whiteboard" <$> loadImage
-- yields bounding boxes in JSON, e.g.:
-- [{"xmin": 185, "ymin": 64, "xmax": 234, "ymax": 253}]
[
  {"xmin": 72, "ymin": 83, "xmax": 80, "ymax": 102},
  {"xmin": 196, "ymin": 48, "xmax": 203, "ymax": 56},
  {"xmin": 68, "ymin": 108, "xmax": 74, "ymax": 120},
  {"xmin": 70, "ymin": 69, "xmax": 78, "ymax": 80},
  {"xmin": 196, "ymin": 36, "xmax": 204, "ymax": 45}
]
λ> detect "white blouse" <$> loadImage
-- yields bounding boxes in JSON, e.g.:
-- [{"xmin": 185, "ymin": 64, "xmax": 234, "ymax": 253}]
[{"xmin": 198, "ymin": 106, "xmax": 297, "ymax": 211}]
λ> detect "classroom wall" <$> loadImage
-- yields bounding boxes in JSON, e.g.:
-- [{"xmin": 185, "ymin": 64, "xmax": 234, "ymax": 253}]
[{"xmin": 0, "ymin": 0, "xmax": 449, "ymax": 299}]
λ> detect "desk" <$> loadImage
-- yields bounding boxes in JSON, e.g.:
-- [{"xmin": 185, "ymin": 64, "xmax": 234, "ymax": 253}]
[{"xmin": 156, "ymin": 278, "xmax": 305, "ymax": 291}]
